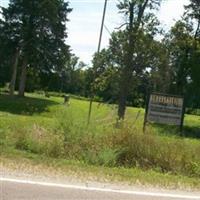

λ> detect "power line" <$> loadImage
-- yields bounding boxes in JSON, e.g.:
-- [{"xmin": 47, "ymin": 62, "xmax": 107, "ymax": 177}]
[{"xmin": 104, "ymin": 24, "xmax": 112, "ymax": 36}]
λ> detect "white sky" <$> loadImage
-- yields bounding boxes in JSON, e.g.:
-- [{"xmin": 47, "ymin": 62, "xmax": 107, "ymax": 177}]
[{"xmin": 0, "ymin": 0, "xmax": 190, "ymax": 64}]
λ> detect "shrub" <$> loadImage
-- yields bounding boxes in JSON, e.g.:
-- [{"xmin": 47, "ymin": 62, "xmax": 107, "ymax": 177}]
[
  {"xmin": 111, "ymin": 127, "xmax": 200, "ymax": 177},
  {"xmin": 10, "ymin": 110, "xmax": 200, "ymax": 178},
  {"xmin": 12, "ymin": 125, "xmax": 64, "ymax": 158}
]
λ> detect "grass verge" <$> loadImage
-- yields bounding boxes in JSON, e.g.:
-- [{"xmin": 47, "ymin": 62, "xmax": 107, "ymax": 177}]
[
  {"xmin": 0, "ymin": 93, "xmax": 200, "ymax": 190},
  {"xmin": 1, "ymin": 149, "xmax": 200, "ymax": 191}
]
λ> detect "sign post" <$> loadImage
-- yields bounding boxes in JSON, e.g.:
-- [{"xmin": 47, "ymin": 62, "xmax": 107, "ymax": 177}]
[
  {"xmin": 143, "ymin": 94, "xmax": 149, "ymax": 133},
  {"xmin": 143, "ymin": 93, "xmax": 185, "ymax": 133}
]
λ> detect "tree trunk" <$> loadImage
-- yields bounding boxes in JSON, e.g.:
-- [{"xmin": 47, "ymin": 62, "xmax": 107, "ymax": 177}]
[
  {"xmin": 118, "ymin": 84, "xmax": 128, "ymax": 120},
  {"xmin": 18, "ymin": 59, "xmax": 27, "ymax": 97},
  {"xmin": 117, "ymin": 34, "xmax": 134, "ymax": 119},
  {"xmin": 9, "ymin": 48, "xmax": 20, "ymax": 96},
  {"xmin": 118, "ymin": 67, "xmax": 132, "ymax": 119},
  {"xmin": 117, "ymin": 1, "xmax": 149, "ymax": 120}
]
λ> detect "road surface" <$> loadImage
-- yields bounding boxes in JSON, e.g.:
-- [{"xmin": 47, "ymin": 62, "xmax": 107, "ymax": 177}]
[{"xmin": 1, "ymin": 178, "xmax": 200, "ymax": 200}]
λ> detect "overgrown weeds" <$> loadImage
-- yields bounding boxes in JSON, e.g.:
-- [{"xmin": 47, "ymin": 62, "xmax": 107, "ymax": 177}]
[
  {"xmin": 112, "ymin": 127, "xmax": 200, "ymax": 177},
  {"xmin": 8, "ymin": 110, "xmax": 200, "ymax": 179},
  {"xmin": 12, "ymin": 124, "xmax": 64, "ymax": 158},
  {"xmin": 1, "ymin": 94, "xmax": 200, "ymax": 180}
]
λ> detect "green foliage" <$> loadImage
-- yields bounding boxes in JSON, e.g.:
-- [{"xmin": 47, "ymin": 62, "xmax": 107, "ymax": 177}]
[
  {"xmin": 0, "ymin": 0, "xmax": 72, "ymax": 94},
  {"xmin": 0, "ymin": 93, "xmax": 200, "ymax": 179},
  {"xmin": 114, "ymin": 128, "xmax": 200, "ymax": 177},
  {"xmin": 1, "ymin": 0, "xmax": 200, "ymax": 188},
  {"xmin": 12, "ymin": 125, "xmax": 64, "ymax": 158},
  {"xmin": 0, "ymin": 0, "xmax": 200, "ymax": 111},
  {"xmin": 92, "ymin": 49, "xmax": 120, "ymax": 103}
]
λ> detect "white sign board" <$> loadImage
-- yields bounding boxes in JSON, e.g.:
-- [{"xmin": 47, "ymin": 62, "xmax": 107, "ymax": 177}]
[{"xmin": 147, "ymin": 93, "xmax": 184, "ymax": 126}]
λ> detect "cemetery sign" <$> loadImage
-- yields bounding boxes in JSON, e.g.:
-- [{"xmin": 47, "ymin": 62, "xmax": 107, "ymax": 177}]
[{"xmin": 145, "ymin": 93, "xmax": 184, "ymax": 128}]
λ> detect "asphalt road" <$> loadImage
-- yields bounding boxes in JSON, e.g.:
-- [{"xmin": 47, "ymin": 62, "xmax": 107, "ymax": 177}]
[{"xmin": 1, "ymin": 179, "xmax": 200, "ymax": 200}]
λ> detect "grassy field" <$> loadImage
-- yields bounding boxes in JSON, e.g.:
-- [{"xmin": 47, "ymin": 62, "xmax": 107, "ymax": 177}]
[{"xmin": 0, "ymin": 92, "xmax": 200, "ymax": 189}]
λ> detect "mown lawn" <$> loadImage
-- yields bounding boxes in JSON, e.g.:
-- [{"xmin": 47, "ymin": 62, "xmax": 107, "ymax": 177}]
[{"xmin": 0, "ymin": 92, "xmax": 200, "ymax": 189}]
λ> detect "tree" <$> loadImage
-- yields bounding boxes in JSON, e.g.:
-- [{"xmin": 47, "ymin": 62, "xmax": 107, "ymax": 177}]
[
  {"xmin": 164, "ymin": 21, "xmax": 193, "ymax": 95},
  {"xmin": 91, "ymin": 49, "xmax": 120, "ymax": 103},
  {"xmin": 158, "ymin": 0, "xmax": 200, "ymax": 108},
  {"xmin": 1, "ymin": 0, "xmax": 72, "ymax": 96},
  {"xmin": 91, "ymin": 29, "xmax": 167, "ymax": 107},
  {"xmin": 184, "ymin": 0, "xmax": 200, "ymax": 107},
  {"xmin": 0, "ymin": 8, "xmax": 18, "ymax": 89},
  {"xmin": 185, "ymin": 0, "xmax": 200, "ymax": 39},
  {"xmin": 148, "ymin": 40, "xmax": 170, "ymax": 93},
  {"xmin": 116, "ymin": 0, "xmax": 161, "ymax": 119},
  {"xmin": 62, "ymin": 55, "xmax": 87, "ymax": 95}
]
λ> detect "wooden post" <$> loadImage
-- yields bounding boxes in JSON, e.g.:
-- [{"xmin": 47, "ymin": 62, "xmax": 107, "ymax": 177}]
[
  {"xmin": 180, "ymin": 97, "xmax": 185, "ymax": 135},
  {"xmin": 87, "ymin": 98, "xmax": 93, "ymax": 125},
  {"xmin": 63, "ymin": 95, "xmax": 70, "ymax": 105},
  {"xmin": 143, "ymin": 93, "xmax": 150, "ymax": 134},
  {"xmin": 143, "ymin": 112, "xmax": 147, "ymax": 133}
]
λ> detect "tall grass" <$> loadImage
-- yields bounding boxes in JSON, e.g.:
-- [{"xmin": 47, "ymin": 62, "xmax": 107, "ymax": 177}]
[
  {"xmin": 8, "ymin": 108, "xmax": 200, "ymax": 178},
  {"xmin": 0, "ymin": 94, "xmax": 200, "ymax": 180},
  {"xmin": 12, "ymin": 124, "xmax": 64, "ymax": 158},
  {"xmin": 112, "ymin": 128, "xmax": 200, "ymax": 177}
]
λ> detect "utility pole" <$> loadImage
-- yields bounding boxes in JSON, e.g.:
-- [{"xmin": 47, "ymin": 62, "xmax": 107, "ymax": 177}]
[{"xmin": 87, "ymin": 0, "xmax": 108, "ymax": 125}]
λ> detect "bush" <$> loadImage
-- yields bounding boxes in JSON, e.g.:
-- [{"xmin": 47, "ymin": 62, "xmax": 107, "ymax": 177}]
[
  {"xmin": 111, "ymin": 127, "xmax": 200, "ymax": 177},
  {"xmin": 186, "ymin": 108, "xmax": 200, "ymax": 116},
  {"xmin": 12, "ymin": 125, "xmax": 64, "ymax": 158},
  {"xmin": 10, "ymin": 110, "xmax": 200, "ymax": 178}
]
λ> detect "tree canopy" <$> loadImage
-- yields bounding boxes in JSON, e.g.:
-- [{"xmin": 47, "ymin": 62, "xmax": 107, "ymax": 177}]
[
  {"xmin": 0, "ymin": 0, "xmax": 72, "ymax": 96},
  {"xmin": 0, "ymin": 0, "xmax": 200, "ymax": 112}
]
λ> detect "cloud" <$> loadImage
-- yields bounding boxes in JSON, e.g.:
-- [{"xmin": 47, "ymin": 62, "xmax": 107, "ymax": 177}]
[
  {"xmin": 158, "ymin": 0, "xmax": 189, "ymax": 29},
  {"xmin": 75, "ymin": 51, "xmax": 94, "ymax": 65},
  {"xmin": 67, "ymin": 29, "xmax": 109, "ymax": 64},
  {"xmin": 67, "ymin": 1, "xmax": 119, "ymax": 63},
  {"xmin": 71, "ymin": 0, "xmax": 116, "ymax": 3},
  {"xmin": 0, "ymin": 0, "xmax": 8, "ymax": 8},
  {"xmin": 0, "ymin": 0, "xmax": 190, "ymax": 64},
  {"xmin": 68, "ymin": 0, "xmax": 190, "ymax": 64}
]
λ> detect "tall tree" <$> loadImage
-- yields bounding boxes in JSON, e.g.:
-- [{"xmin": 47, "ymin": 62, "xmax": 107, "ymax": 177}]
[
  {"xmin": 0, "ymin": 7, "xmax": 18, "ymax": 90},
  {"xmin": 1, "ymin": 0, "xmax": 72, "ymax": 96},
  {"xmin": 91, "ymin": 48, "xmax": 120, "ymax": 103},
  {"xmin": 115, "ymin": 0, "xmax": 161, "ymax": 119},
  {"xmin": 184, "ymin": 0, "xmax": 200, "ymax": 107},
  {"xmin": 185, "ymin": 0, "xmax": 200, "ymax": 40},
  {"xmin": 164, "ymin": 21, "xmax": 193, "ymax": 95}
]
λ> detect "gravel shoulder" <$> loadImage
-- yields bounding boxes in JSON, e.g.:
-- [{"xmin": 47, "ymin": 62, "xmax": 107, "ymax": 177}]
[{"xmin": 1, "ymin": 156, "xmax": 200, "ymax": 198}]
